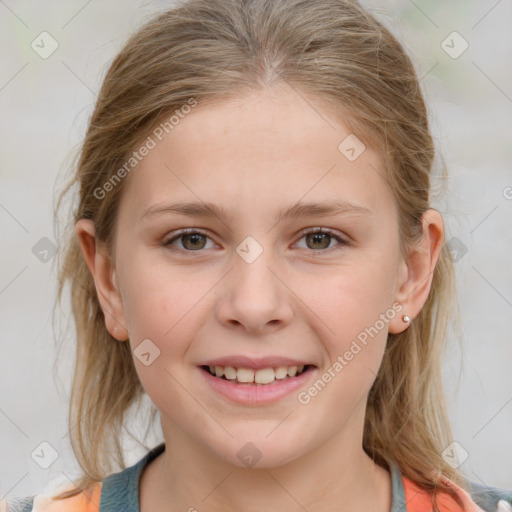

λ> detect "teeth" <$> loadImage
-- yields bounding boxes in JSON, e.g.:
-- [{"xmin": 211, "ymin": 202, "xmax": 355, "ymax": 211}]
[
  {"xmin": 224, "ymin": 366, "xmax": 237, "ymax": 380},
  {"xmin": 255, "ymin": 368, "xmax": 275, "ymax": 384},
  {"xmin": 237, "ymin": 368, "xmax": 255, "ymax": 383},
  {"xmin": 275, "ymin": 366, "xmax": 288, "ymax": 379},
  {"xmin": 287, "ymin": 365, "xmax": 298, "ymax": 377},
  {"xmin": 205, "ymin": 364, "xmax": 308, "ymax": 384}
]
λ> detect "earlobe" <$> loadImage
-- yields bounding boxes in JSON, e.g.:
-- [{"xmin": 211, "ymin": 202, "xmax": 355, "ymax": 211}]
[
  {"xmin": 388, "ymin": 209, "xmax": 444, "ymax": 334},
  {"xmin": 75, "ymin": 219, "xmax": 129, "ymax": 341}
]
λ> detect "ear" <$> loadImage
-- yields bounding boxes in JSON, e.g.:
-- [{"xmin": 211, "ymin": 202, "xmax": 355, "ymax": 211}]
[
  {"xmin": 75, "ymin": 219, "xmax": 129, "ymax": 341},
  {"xmin": 388, "ymin": 209, "xmax": 444, "ymax": 334}
]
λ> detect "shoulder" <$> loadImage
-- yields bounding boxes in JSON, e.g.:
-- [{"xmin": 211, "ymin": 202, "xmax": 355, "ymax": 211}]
[
  {"xmin": 0, "ymin": 481, "xmax": 102, "ymax": 512},
  {"xmin": 0, "ymin": 443, "xmax": 164, "ymax": 512},
  {"xmin": 0, "ymin": 496, "xmax": 34, "ymax": 512},
  {"xmin": 402, "ymin": 474, "xmax": 512, "ymax": 512},
  {"xmin": 465, "ymin": 481, "xmax": 512, "ymax": 512}
]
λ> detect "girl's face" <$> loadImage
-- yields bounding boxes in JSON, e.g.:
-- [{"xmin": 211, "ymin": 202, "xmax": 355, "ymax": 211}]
[{"xmin": 85, "ymin": 83, "xmax": 436, "ymax": 469}]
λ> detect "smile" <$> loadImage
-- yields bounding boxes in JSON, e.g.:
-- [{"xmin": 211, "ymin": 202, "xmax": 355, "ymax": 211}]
[
  {"xmin": 202, "ymin": 364, "xmax": 310, "ymax": 384},
  {"xmin": 197, "ymin": 363, "xmax": 317, "ymax": 405}
]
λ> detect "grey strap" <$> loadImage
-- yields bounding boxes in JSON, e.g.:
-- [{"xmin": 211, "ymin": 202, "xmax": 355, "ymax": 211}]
[
  {"xmin": 5, "ymin": 496, "xmax": 34, "ymax": 512},
  {"xmin": 467, "ymin": 481, "xmax": 512, "ymax": 512}
]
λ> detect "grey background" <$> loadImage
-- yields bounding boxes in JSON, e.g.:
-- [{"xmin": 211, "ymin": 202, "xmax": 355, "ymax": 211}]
[{"xmin": 1, "ymin": 0, "xmax": 511, "ymax": 499}]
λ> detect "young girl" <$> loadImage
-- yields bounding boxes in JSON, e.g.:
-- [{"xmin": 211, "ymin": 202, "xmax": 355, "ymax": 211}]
[{"xmin": 3, "ymin": 0, "xmax": 511, "ymax": 511}]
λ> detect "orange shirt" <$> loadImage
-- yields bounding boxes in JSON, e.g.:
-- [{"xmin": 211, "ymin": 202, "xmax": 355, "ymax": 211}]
[
  {"xmin": 5, "ymin": 474, "xmax": 485, "ymax": 512},
  {"xmin": 403, "ymin": 475, "xmax": 485, "ymax": 512}
]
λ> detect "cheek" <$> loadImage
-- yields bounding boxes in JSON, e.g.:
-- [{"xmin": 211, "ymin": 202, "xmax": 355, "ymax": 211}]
[
  {"xmin": 306, "ymin": 278, "xmax": 392, "ymax": 424},
  {"xmin": 120, "ymin": 261, "xmax": 201, "ymax": 407},
  {"xmin": 120, "ymin": 253, "xmax": 200, "ymax": 339},
  {"xmin": 316, "ymin": 257, "xmax": 396, "ymax": 333},
  {"xmin": 305, "ymin": 254, "xmax": 397, "ymax": 396}
]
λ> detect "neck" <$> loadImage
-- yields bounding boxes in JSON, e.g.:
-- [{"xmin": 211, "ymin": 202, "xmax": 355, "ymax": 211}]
[{"xmin": 140, "ymin": 425, "xmax": 392, "ymax": 512}]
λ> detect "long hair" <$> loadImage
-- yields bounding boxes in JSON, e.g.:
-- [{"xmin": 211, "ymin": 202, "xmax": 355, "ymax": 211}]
[{"xmin": 53, "ymin": 0, "xmax": 463, "ymax": 504}]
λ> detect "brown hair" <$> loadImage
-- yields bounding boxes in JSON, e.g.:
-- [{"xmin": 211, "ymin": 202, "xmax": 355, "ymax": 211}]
[{"xmin": 53, "ymin": 0, "xmax": 465, "ymax": 505}]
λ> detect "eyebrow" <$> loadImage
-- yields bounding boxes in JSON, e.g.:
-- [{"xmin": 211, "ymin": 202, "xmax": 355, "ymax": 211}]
[{"xmin": 140, "ymin": 200, "xmax": 373, "ymax": 224}]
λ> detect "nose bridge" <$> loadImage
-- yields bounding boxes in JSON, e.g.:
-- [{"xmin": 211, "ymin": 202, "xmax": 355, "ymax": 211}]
[
  {"xmin": 217, "ymin": 233, "xmax": 293, "ymax": 331},
  {"xmin": 232, "ymin": 233, "xmax": 280, "ymax": 300}
]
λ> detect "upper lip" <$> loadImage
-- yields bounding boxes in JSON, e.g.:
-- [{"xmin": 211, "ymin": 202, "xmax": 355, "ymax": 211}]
[{"xmin": 198, "ymin": 356, "xmax": 315, "ymax": 370}]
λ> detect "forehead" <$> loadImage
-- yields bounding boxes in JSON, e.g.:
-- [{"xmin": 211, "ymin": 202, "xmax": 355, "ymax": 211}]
[{"xmin": 116, "ymin": 84, "xmax": 395, "ymax": 226}]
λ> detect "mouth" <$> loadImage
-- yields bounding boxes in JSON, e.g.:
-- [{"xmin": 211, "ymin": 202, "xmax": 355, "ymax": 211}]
[
  {"xmin": 200, "ymin": 364, "xmax": 313, "ymax": 385},
  {"xmin": 197, "ymin": 362, "xmax": 318, "ymax": 405}
]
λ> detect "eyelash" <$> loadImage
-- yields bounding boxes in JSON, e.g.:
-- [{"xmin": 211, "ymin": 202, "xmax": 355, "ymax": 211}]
[{"xmin": 163, "ymin": 227, "xmax": 348, "ymax": 255}]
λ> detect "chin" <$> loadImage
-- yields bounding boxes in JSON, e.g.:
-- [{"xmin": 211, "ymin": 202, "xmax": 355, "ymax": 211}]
[{"xmin": 213, "ymin": 436, "xmax": 306, "ymax": 470}]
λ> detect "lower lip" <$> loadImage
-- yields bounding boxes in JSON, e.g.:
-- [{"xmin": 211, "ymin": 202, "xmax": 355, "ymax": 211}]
[{"xmin": 197, "ymin": 366, "xmax": 316, "ymax": 405}]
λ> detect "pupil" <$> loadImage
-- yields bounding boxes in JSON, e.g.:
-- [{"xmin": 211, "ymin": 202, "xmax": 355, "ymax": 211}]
[
  {"xmin": 308, "ymin": 233, "xmax": 330, "ymax": 249},
  {"xmin": 184, "ymin": 234, "xmax": 205, "ymax": 249}
]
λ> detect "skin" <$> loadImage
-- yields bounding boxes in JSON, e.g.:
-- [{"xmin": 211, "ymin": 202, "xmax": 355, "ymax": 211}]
[{"xmin": 76, "ymin": 82, "xmax": 443, "ymax": 512}]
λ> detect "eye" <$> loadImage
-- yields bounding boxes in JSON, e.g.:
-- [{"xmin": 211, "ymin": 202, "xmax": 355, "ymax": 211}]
[
  {"xmin": 295, "ymin": 228, "xmax": 347, "ymax": 252},
  {"xmin": 163, "ymin": 227, "xmax": 348, "ymax": 254},
  {"xmin": 163, "ymin": 229, "xmax": 216, "ymax": 252}
]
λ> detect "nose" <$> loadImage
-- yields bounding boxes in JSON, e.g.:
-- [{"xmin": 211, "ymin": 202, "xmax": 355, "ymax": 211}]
[{"xmin": 215, "ymin": 245, "xmax": 294, "ymax": 335}]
